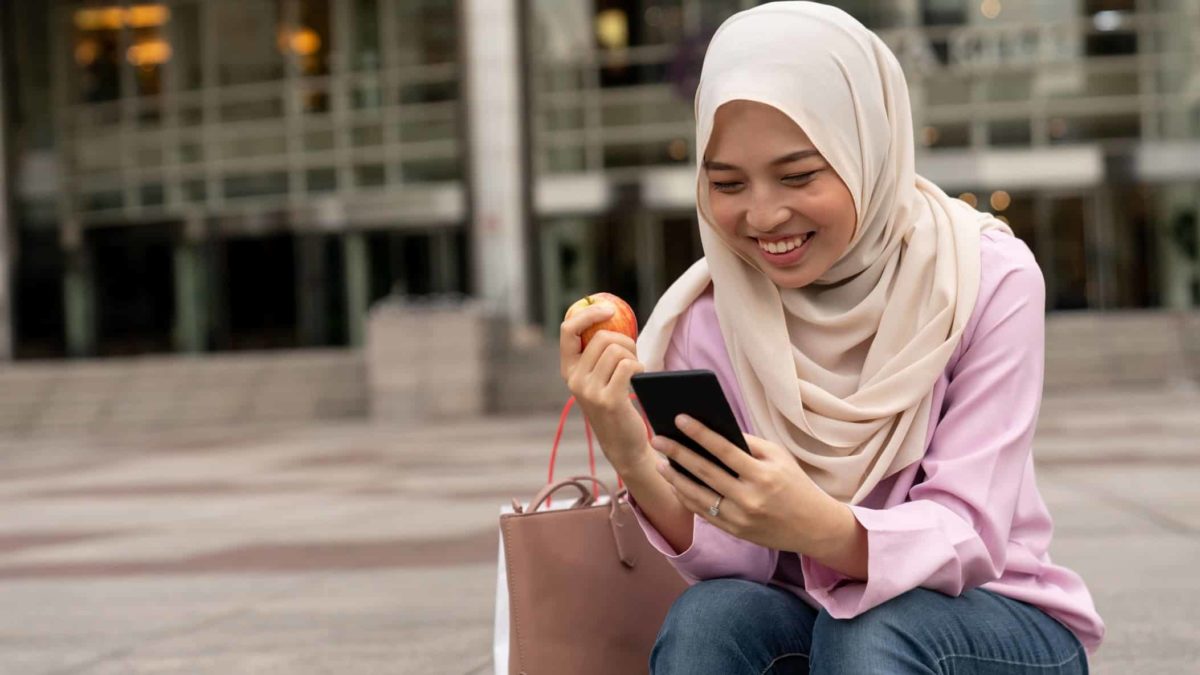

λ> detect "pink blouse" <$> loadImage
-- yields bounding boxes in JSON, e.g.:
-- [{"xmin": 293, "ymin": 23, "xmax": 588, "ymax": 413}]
[{"xmin": 629, "ymin": 229, "xmax": 1105, "ymax": 656}]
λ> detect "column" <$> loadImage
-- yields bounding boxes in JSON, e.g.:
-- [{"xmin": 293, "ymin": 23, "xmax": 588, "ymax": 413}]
[
  {"xmin": 432, "ymin": 229, "xmax": 458, "ymax": 294},
  {"xmin": 295, "ymin": 233, "xmax": 329, "ymax": 346},
  {"xmin": 1033, "ymin": 193, "xmax": 1058, "ymax": 309},
  {"xmin": 343, "ymin": 231, "xmax": 370, "ymax": 346},
  {"xmin": 1159, "ymin": 185, "xmax": 1200, "ymax": 309},
  {"xmin": 62, "ymin": 221, "xmax": 95, "ymax": 357},
  {"xmin": 464, "ymin": 0, "xmax": 530, "ymax": 326},
  {"xmin": 280, "ymin": 0, "xmax": 304, "ymax": 208},
  {"xmin": 172, "ymin": 243, "xmax": 206, "ymax": 352},
  {"xmin": 1088, "ymin": 188, "xmax": 1117, "ymax": 310},
  {"xmin": 635, "ymin": 210, "xmax": 663, "ymax": 320},
  {"xmin": 173, "ymin": 216, "xmax": 208, "ymax": 352},
  {"xmin": 539, "ymin": 224, "xmax": 563, "ymax": 342},
  {"xmin": 1155, "ymin": 1, "xmax": 1200, "ymax": 309},
  {"xmin": 539, "ymin": 218, "xmax": 594, "ymax": 340},
  {"xmin": 0, "ymin": 23, "xmax": 10, "ymax": 360}
]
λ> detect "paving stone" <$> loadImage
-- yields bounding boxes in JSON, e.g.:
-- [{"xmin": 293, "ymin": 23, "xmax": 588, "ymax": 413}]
[{"xmin": 0, "ymin": 385, "xmax": 1195, "ymax": 673}]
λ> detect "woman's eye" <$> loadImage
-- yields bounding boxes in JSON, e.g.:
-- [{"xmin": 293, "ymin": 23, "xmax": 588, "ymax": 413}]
[
  {"xmin": 711, "ymin": 172, "xmax": 814, "ymax": 192},
  {"xmin": 782, "ymin": 172, "xmax": 816, "ymax": 184}
]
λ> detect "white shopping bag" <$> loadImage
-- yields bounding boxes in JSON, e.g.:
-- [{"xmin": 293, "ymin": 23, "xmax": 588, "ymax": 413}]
[{"xmin": 492, "ymin": 494, "xmax": 613, "ymax": 675}]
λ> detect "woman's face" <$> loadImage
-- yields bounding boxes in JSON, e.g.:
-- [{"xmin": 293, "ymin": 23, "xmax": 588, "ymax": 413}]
[{"xmin": 704, "ymin": 100, "xmax": 858, "ymax": 289}]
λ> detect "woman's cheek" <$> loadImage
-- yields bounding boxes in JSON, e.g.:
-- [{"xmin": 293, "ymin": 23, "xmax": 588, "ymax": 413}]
[{"xmin": 709, "ymin": 199, "xmax": 739, "ymax": 236}]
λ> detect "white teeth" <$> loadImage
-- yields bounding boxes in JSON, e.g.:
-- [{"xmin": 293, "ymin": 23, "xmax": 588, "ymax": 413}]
[{"xmin": 757, "ymin": 233, "xmax": 812, "ymax": 254}]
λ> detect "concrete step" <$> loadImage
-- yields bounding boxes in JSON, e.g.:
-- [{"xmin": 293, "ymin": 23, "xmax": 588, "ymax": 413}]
[
  {"xmin": 0, "ymin": 349, "xmax": 368, "ymax": 436},
  {"xmin": 487, "ymin": 311, "xmax": 1200, "ymax": 412}
]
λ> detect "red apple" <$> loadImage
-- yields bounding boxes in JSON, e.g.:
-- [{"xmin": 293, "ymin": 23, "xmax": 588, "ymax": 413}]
[{"xmin": 564, "ymin": 292, "xmax": 639, "ymax": 350}]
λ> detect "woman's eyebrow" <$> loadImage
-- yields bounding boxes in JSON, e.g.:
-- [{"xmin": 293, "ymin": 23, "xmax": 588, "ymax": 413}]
[{"xmin": 703, "ymin": 149, "xmax": 820, "ymax": 171}]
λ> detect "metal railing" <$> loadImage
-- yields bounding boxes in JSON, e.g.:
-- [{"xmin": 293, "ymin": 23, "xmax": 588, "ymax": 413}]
[
  {"xmin": 55, "ymin": 0, "xmax": 464, "ymax": 226},
  {"xmin": 529, "ymin": 8, "xmax": 1200, "ymax": 177}
]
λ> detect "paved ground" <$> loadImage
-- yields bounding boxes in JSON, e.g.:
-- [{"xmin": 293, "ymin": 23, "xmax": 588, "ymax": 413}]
[{"xmin": 0, "ymin": 384, "xmax": 1197, "ymax": 674}]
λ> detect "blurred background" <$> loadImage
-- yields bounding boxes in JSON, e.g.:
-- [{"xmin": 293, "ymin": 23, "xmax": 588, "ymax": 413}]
[
  {"xmin": 0, "ymin": 0, "xmax": 1198, "ymax": 431},
  {"xmin": 0, "ymin": 3, "xmax": 1198, "ymax": 673}
]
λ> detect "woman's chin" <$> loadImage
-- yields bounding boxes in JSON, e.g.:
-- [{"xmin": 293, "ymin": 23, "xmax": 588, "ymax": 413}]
[
  {"xmin": 758, "ymin": 267, "xmax": 810, "ymax": 289},
  {"xmin": 774, "ymin": 275, "xmax": 815, "ymax": 289}
]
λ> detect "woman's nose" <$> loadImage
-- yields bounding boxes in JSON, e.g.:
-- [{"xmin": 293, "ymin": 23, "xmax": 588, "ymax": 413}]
[{"xmin": 745, "ymin": 202, "xmax": 790, "ymax": 233}]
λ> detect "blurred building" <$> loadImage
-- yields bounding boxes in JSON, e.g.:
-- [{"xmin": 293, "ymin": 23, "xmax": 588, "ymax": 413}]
[
  {"xmin": 2, "ymin": 0, "xmax": 1199, "ymax": 361},
  {"xmin": 4, "ymin": 0, "xmax": 466, "ymax": 359},
  {"xmin": 525, "ymin": 0, "xmax": 1200, "ymax": 334}
]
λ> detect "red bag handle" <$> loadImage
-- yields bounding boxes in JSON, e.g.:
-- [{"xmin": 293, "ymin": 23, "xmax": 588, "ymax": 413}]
[{"xmin": 548, "ymin": 393, "xmax": 654, "ymax": 500}]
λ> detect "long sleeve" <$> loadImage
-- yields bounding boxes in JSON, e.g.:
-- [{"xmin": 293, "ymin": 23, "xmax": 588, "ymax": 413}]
[
  {"xmin": 629, "ymin": 293, "xmax": 779, "ymax": 585},
  {"xmin": 802, "ymin": 246, "xmax": 1048, "ymax": 617}
]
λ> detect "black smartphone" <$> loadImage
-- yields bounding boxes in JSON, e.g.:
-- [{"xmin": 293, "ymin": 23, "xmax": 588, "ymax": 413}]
[{"xmin": 630, "ymin": 369, "xmax": 750, "ymax": 491}]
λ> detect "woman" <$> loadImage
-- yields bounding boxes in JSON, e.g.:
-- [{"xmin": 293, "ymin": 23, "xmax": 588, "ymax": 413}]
[{"xmin": 558, "ymin": 3, "xmax": 1104, "ymax": 673}]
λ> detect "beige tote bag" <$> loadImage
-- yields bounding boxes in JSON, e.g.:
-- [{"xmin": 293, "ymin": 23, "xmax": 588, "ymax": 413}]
[{"xmin": 498, "ymin": 396, "xmax": 689, "ymax": 675}]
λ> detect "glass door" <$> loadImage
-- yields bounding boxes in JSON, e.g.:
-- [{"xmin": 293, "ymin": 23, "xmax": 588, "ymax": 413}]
[{"xmin": 540, "ymin": 218, "xmax": 597, "ymax": 340}]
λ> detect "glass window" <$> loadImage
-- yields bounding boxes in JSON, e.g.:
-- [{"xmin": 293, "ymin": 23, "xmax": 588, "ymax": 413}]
[
  {"xmin": 353, "ymin": 0, "xmax": 381, "ymax": 71},
  {"xmin": 127, "ymin": 7, "xmax": 171, "ymax": 97},
  {"xmin": 213, "ymin": 0, "xmax": 284, "ymax": 85},
  {"xmin": 223, "ymin": 172, "xmax": 290, "ymax": 199},
  {"xmin": 72, "ymin": 10, "xmax": 122, "ymax": 103},
  {"xmin": 988, "ymin": 120, "xmax": 1031, "ymax": 147},
  {"xmin": 294, "ymin": 0, "xmax": 331, "ymax": 77},
  {"xmin": 174, "ymin": 1, "xmax": 204, "ymax": 90},
  {"xmin": 395, "ymin": 0, "xmax": 458, "ymax": 67},
  {"xmin": 306, "ymin": 168, "xmax": 338, "ymax": 192},
  {"xmin": 639, "ymin": 1, "xmax": 686, "ymax": 46},
  {"xmin": 354, "ymin": 164, "xmax": 387, "ymax": 187}
]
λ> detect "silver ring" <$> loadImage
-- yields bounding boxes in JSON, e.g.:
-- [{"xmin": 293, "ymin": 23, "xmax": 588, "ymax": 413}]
[{"xmin": 708, "ymin": 496, "xmax": 723, "ymax": 517}]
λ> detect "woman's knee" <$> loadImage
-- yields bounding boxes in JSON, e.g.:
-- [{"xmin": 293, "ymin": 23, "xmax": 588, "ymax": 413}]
[
  {"xmin": 810, "ymin": 588, "xmax": 1088, "ymax": 674},
  {"xmin": 655, "ymin": 579, "xmax": 775, "ymax": 648},
  {"xmin": 652, "ymin": 579, "xmax": 814, "ymax": 674},
  {"xmin": 810, "ymin": 589, "xmax": 944, "ymax": 674}
]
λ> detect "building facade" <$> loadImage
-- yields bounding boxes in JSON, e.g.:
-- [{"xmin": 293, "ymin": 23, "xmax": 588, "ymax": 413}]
[
  {"xmin": 6, "ymin": 0, "xmax": 468, "ymax": 358},
  {"xmin": 2, "ymin": 0, "xmax": 1199, "ymax": 359},
  {"xmin": 525, "ymin": 0, "xmax": 1200, "ymax": 336}
]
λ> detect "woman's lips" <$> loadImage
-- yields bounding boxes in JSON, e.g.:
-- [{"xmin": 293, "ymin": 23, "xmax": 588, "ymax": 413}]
[{"xmin": 753, "ymin": 232, "xmax": 815, "ymax": 267}]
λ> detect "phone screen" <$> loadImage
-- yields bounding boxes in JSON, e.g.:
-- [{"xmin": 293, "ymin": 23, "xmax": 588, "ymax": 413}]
[{"xmin": 630, "ymin": 369, "xmax": 750, "ymax": 492}]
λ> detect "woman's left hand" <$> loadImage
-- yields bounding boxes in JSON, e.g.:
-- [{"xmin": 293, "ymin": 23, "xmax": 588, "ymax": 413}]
[{"xmin": 650, "ymin": 414, "xmax": 847, "ymax": 556}]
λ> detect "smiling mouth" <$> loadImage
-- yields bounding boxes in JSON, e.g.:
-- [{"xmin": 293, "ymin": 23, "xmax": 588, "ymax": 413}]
[{"xmin": 753, "ymin": 232, "xmax": 815, "ymax": 254}]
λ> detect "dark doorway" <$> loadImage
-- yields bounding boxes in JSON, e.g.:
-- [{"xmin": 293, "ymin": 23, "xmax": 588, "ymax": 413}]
[
  {"xmin": 662, "ymin": 214, "xmax": 702, "ymax": 289},
  {"xmin": 218, "ymin": 233, "xmax": 299, "ymax": 350},
  {"xmin": 13, "ymin": 228, "xmax": 66, "ymax": 359},
  {"xmin": 88, "ymin": 223, "xmax": 176, "ymax": 356},
  {"xmin": 1047, "ymin": 196, "xmax": 1090, "ymax": 310},
  {"xmin": 368, "ymin": 228, "xmax": 469, "ymax": 300}
]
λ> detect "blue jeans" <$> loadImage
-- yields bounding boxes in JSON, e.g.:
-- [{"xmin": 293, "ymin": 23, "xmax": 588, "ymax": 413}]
[{"xmin": 651, "ymin": 578, "xmax": 1088, "ymax": 674}]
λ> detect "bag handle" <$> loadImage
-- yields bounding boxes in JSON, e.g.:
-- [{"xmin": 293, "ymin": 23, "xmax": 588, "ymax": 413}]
[
  {"xmin": 512, "ymin": 478, "xmax": 595, "ymax": 514},
  {"xmin": 519, "ymin": 475, "xmax": 642, "ymax": 568},
  {"xmin": 548, "ymin": 393, "xmax": 654, "ymax": 499}
]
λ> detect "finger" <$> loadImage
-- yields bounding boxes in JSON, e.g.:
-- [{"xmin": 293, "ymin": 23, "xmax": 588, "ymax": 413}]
[
  {"xmin": 657, "ymin": 458, "xmax": 723, "ymax": 518},
  {"xmin": 673, "ymin": 414, "xmax": 755, "ymax": 477},
  {"xmin": 603, "ymin": 357, "xmax": 645, "ymax": 394},
  {"xmin": 584, "ymin": 329, "xmax": 638, "ymax": 363},
  {"xmin": 591, "ymin": 343, "xmax": 629, "ymax": 384},
  {"xmin": 603, "ymin": 330, "xmax": 638, "ymax": 356},
  {"xmin": 559, "ymin": 305, "xmax": 616, "ymax": 371},
  {"xmin": 650, "ymin": 433, "xmax": 740, "ymax": 501},
  {"xmin": 595, "ymin": 345, "xmax": 641, "ymax": 390},
  {"xmin": 576, "ymin": 329, "xmax": 633, "ymax": 379}
]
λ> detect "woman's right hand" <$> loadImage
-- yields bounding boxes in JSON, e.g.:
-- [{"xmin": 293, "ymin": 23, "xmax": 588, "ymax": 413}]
[{"xmin": 559, "ymin": 305, "xmax": 652, "ymax": 474}]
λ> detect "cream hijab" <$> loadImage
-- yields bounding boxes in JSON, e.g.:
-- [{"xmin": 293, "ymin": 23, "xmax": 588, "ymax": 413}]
[{"xmin": 636, "ymin": 2, "xmax": 1013, "ymax": 504}]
